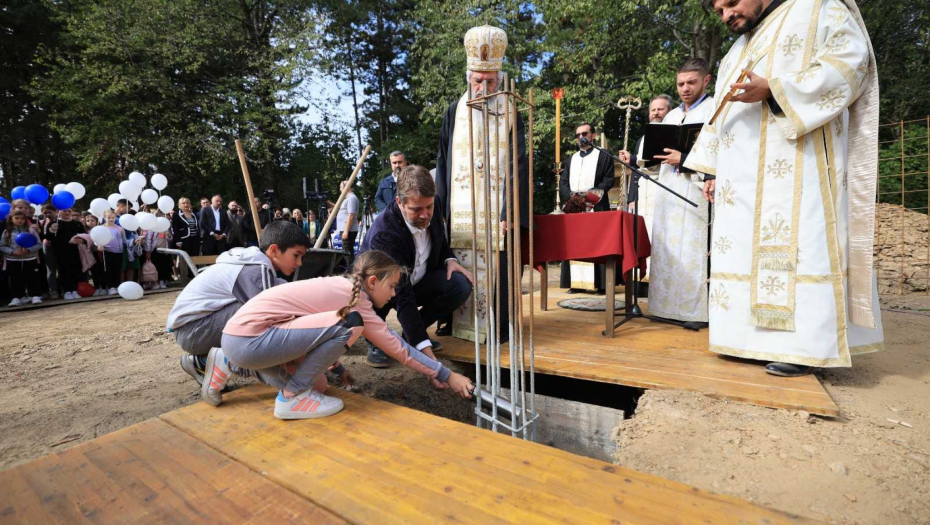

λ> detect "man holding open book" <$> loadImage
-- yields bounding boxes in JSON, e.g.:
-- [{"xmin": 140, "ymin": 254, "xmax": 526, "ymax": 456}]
[{"xmin": 645, "ymin": 57, "xmax": 715, "ymax": 330}]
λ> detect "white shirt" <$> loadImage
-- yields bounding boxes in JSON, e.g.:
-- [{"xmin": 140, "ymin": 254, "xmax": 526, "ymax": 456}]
[
  {"xmin": 211, "ymin": 206, "xmax": 222, "ymax": 234},
  {"xmin": 406, "ymin": 220, "xmax": 431, "ymax": 286},
  {"xmin": 404, "ymin": 217, "xmax": 456, "ymax": 351}
]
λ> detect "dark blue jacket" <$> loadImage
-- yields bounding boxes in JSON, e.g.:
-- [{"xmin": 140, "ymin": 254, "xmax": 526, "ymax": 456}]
[
  {"xmin": 374, "ymin": 174, "xmax": 397, "ymax": 213},
  {"xmin": 361, "ymin": 199, "xmax": 454, "ymax": 346}
]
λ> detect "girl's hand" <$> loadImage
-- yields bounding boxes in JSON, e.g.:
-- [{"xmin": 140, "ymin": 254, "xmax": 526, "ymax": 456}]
[
  {"xmin": 339, "ymin": 369, "xmax": 355, "ymax": 389},
  {"xmin": 98, "ymin": 246, "xmax": 105, "ymax": 252},
  {"xmin": 13, "ymin": 248, "xmax": 27, "ymax": 256},
  {"xmin": 446, "ymin": 372, "xmax": 474, "ymax": 399}
]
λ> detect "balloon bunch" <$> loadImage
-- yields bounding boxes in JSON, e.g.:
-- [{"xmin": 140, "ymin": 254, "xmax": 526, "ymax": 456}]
[{"xmin": 0, "ymin": 181, "xmax": 87, "ymax": 221}]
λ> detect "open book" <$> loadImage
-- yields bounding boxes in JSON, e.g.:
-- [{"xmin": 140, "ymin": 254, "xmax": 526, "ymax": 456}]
[{"xmin": 641, "ymin": 122, "xmax": 704, "ymax": 166}]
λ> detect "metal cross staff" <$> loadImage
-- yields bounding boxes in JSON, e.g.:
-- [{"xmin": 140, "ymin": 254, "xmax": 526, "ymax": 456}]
[{"xmin": 616, "ymin": 96, "xmax": 642, "ymax": 207}]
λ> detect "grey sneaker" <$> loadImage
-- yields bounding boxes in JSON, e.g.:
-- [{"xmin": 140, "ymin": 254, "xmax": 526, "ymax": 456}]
[
  {"xmin": 366, "ymin": 342, "xmax": 390, "ymax": 368},
  {"xmin": 180, "ymin": 354, "xmax": 205, "ymax": 385}
]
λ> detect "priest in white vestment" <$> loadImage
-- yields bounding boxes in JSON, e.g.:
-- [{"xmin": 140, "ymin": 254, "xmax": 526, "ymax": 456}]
[
  {"xmin": 559, "ymin": 123, "xmax": 616, "ymax": 293},
  {"xmin": 685, "ymin": 0, "xmax": 883, "ymax": 376},
  {"xmin": 620, "ymin": 94, "xmax": 673, "ymax": 244},
  {"xmin": 646, "ymin": 58, "xmax": 715, "ymax": 329},
  {"xmin": 434, "ymin": 25, "xmax": 530, "ymax": 343}
]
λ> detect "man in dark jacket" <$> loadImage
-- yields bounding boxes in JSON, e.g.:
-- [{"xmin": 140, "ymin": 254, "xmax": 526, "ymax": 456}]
[
  {"xmin": 199, "ymin": 194, "xmax": 230, "ymax": 255},
  {"xmin": 226, "ymin": 200, "xmax": 245, "ymax": 248},
  {"xmin": 360, "ymin": 165, "xmax": 474, "ymax": 368},
  {"xmin": 242, "ymin": 197, "xmax": 273, "ymax": 247},
  {"xmin": 374, "ymin": 151, "xmax": 407, "ymax": 213}
]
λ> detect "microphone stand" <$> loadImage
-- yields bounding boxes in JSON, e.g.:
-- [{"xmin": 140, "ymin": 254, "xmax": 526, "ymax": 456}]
[{"xmin": 580, "ymin": 139, "xmax": 702, "ymax": 332}]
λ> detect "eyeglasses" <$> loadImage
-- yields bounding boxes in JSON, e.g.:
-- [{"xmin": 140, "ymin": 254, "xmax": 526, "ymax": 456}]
[{"xmin": 575, "ymin": 131, "xmax": 591, "ymax": 138}]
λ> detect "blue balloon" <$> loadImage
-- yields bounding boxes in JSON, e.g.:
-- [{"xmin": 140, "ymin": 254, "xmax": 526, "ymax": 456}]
[
  {"xmin": 51, "ymin": 190, "xmax": 75, "ymax": 210},
  {"xmin": 25, "ymin": 184, "xmax": 49, "ymax": 205},
  {"xmin": 14, "ymin": 232, "xmax": 38, "ymax": 249},
  {"xmin": 11, "ymin": 186, "xmax": 26, "ymax": 200},
  {"xmin": 0, "ymin": 196, "xmax": 9, "ymax": 206},
  {"xmin": 0, "ymin": 202, "xmax": 10, "ymax": 220}
]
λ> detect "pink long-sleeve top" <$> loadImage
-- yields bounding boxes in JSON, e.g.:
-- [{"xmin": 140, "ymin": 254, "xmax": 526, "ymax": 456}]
[{"xmin": 224, "ymin": 276, "xmax": 450, "ymax": 381}]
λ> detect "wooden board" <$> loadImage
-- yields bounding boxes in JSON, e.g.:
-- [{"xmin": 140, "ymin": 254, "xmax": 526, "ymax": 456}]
[
  {"xmin": 160, "ymin": 386, "xmax": 821, "ymax": 525},
  {"xmin": 0, "ymin": 419, "xmax": 345, "ymax": 525},
  {"xmin": 437, "ymin": 291, "xmax": 839, "ymax": 417}
]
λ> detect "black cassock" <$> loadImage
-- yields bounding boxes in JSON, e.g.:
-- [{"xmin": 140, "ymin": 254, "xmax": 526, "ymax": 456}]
[
  {"xmin": 558, "ymin": 148, "xmax": 617, "ymax": 291},
  {"xmin": 435, "ymin": 97, "xmax": 530, "ymax": 342}
]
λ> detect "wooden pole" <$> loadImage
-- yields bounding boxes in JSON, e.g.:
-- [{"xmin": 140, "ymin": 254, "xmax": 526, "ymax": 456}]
[
  {"xmin": 314, "ymin": 144, "xmax": 372, "ymax": 250},
  {"xmin": 235, "ymin": 139, "xmax": 262, "ymax": 243}
]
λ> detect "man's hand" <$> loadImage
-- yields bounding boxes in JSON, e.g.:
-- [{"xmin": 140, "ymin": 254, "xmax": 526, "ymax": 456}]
[
  {"xmin": 338, "ymin": 368, "xmax": 355, "ymax": 389},
  {"xmin": 446, "ymin": 259, "xmax": 474, "ymax": 285},
  {"xmin": 49, "ymin": 223, "xmax": 59, "ymax": 234},
  {"xmin": 618, "ymin": 150, "xmax": 631, "ymax": 164},
  {"xmin": 12, "ymin": 248, "xmax": 27, "ymax": 256},
  {"xmin": 654, "ymin": 148, "xmax": 682, "ymax": 167},
  {"xmin": 212, "ymin": 233, "xmax": 223, "ymax": 240},
  {"xmin": 730, "ymin": 71, "xmax": 771, "ymax": 104},
  {"xmin": 341, "ymin": 231, "xmax": 349, "ymax": 241},
  {"xmin": 447, "ymin": 372, "xmax": 474, "ymax": 399},
  {"xmin": 703, "ymin": 179, "xmax": 716, "ymax": 203}
]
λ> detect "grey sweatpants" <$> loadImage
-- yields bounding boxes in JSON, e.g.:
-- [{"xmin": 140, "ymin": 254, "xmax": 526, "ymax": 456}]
[
  {"xmin": 174, "ymin": 302, "xmax": 241, "ymax": 356},
  {"xmin": 221, "ymin": 323, "xmax": 351, "ymax": 395}
]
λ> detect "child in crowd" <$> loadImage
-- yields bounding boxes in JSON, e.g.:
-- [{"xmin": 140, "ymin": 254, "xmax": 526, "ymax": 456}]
[
  {"xmin": 98, "ymin": 210, "xmax": 125, "ymax": 295},
  {"xmin": 122, "ymin": 218, "xmax": 143, "ymax": 285},
  {"xmin": 44, "ymin": 207, "xmax": 86, "ymax": 300},
  {"xmin": 143, "ymin": 211, "xmax": 173, "ymax": 289},
  {"xmin": 166, "ymin": 220, "xmax": 310, "ymax": 385},
  {"xmin": 71, "ymin": 214, "xmax": 107, "ymax": 295},
  {"xmin": 214, "ymin": 250, "xmax": 473, "ymax": 420},
  {"xmin": 0, "ymin": 210, "xmax": 43, "ymax": 306}
]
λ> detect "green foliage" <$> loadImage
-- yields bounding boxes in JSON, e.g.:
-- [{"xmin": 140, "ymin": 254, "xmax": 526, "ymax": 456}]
[
  {"xmin": 877, "ymin": 122, "xmax": 929, "ymax": 212},
  {"xmin": 0, "ymin": 0, "xmax": 926, "ymax": 220}
]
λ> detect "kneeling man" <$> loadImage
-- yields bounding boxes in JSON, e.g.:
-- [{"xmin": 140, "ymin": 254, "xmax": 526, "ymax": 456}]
[{"xmin": 361, "ymin": 164, "xmax": 474, "ymax": 367}]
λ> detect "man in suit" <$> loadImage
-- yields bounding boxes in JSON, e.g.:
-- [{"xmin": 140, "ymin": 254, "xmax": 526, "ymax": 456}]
[
  {"xmin": 226, "ymin": 200, "xmax": 246, "ymax": 248},
  {"xmin": 361, "ymin": 164, "xmax": 474, "ymax": 368},
  {"xmin": 374, "ymin": 151, "xmax": 407, "ymax": 213},
  {"xmin": 200, "ymin": 194, "xmax": 230, "ymax": 255}
]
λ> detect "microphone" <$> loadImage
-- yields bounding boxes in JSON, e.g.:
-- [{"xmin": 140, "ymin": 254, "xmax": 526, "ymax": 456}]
[{"xmin": 578, "ymin": 136, "xmax": 592, "ymax": 147}]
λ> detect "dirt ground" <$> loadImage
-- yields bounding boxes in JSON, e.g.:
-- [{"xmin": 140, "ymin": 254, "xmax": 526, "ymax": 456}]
[
  {"xmin": 617, "ymin": 296, "xmax": 930, "ymax": 525},
  {"xmin": 1, "ymin": 289, "xmax": 928, "ymax": 525}
]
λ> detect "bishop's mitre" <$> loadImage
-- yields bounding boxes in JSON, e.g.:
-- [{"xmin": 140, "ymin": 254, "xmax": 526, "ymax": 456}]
[{"xmin": 464, "ymin": 25, "xmax": 507, "ymax": 72}]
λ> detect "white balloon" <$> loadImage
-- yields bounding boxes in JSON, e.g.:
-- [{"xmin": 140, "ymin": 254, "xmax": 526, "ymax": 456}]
[
  {"xmin": 119, "ymin": 180, "xmax": 140, "ymax": 200},
  {"xmin": 118, "ymin": 213, "xmax": 139, "ymax": 231},
  {"xmin": 157, "ymin": 195, "xmax": 175, "ymax": 214},
  {"xmin": 90, "ymin": 225, "xmax": 112, "ymax": 246},
  {"xmin": 150, "ymin": 173, "xmax": 168, "ymax": 190},
  {"xmin": 118, "ymin": 281, "xmax": 144, "ymax": 301},
  {"xmin": 108, "ymin": 193, "xmax": 123, "ymax": 210},
  {"xmin": 128, "ymin": 171, "xmax": 147, "ymax": 189},
  {"xmin": 154, "ymin": 217, "xmax": 171, "ymax": 233},
  {"xmin": 137, "ymin": 212, "xmax": 158, "ymax": 231},
  {"xmin": 53, "ymin": 183, "xmax": 68, "ymax": 194},
  {"xmin": 141, "ymin": 189, "xmax": 159, "ymax": 205},
  {"xmin": 65, "ymin": 182, "xmax": 86, "ymax": 200},
  {"xmin": 131, "ymin": 200, "xmax": 140, "ymax": 212},
  {"xmin": 90, "ymin": 198, "xmax": 110, "ymax": 217}
]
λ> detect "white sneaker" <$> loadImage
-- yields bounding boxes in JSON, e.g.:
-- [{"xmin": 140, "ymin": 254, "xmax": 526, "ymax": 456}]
[
  {"xmin": 159, "ymin": 281, "xmax": 167, "ymax": 289},
  {"xmin": 8, "ymin": 298, "xmax": 22, "ymax": 307},
  {"xmin": 274, "ymin": 389, "xmax": 344, "ymax": 420},
  {"xmin": 108, "ymin": 288, "xmax": 118, "ymax": 296},
  {"xmin": 93, "ymin": 289, "xmax": 101, "ymax": 296},
  {"xmin": 202, "ymin": 348, "xmax": 234, "ymax": 406},
  {"xmin": 65, "ymin": 291, "xmax": 75, "ymax": 300},
  {"xmin": 31, "ymin": 297, "xmax": 42, "ymax": 305}
]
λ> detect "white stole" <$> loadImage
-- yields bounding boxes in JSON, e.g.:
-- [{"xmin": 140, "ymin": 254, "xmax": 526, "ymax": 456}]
[{"xmin": 569, "ymin": 149, "xmax": 600, "ymax": 192}]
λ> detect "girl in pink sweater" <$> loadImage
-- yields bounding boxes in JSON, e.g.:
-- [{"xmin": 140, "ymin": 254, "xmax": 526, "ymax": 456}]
[{"xmin": 212, "ymin": 250, "xmax": 473, "ymax": 420}]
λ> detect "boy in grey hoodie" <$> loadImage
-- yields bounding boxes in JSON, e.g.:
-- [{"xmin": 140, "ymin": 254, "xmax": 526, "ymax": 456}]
[{"xmin": 166, "ymin": 220, "xmax": 309, "ymax": 384}]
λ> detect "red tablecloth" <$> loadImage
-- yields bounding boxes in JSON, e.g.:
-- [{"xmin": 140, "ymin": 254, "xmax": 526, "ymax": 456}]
[{"xmin": 522, "ymin": 210, "xmax": 650, "ymax": 275}]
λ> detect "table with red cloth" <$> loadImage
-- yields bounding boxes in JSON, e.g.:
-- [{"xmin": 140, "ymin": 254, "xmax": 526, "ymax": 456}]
[{"xmin": 521, "ymin": 210, "xmax": 650, "ymax": 337}]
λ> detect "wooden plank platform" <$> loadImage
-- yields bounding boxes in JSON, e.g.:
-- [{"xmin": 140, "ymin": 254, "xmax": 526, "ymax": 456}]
[
  {"xmin": 436, "ymin": 290, "xmax": 839, "ymax": 417},
  {"xmin": 154, "ymin": 386, "xmax": 820, "ymax": 525},
  {"xmin": 0, "ymin": 418, "xmax": 344, "ymax": 525}
]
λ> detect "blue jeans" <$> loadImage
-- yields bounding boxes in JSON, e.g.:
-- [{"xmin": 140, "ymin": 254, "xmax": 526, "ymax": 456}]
[{"xmin": 375, "ymin": 268, "xmax": 473, "ymax": 343}]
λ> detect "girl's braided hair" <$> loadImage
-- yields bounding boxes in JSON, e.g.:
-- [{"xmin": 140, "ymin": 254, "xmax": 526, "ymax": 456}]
[{"xmin": 337, "ymin": 250, "xmax": 406, "ymax": 319}]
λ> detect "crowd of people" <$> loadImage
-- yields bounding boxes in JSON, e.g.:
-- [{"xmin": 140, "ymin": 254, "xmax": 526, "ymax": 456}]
[{"xmin": 0, "ymin": 192, "xmax": 330, "ymax": 308}]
